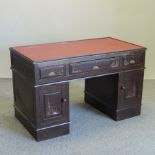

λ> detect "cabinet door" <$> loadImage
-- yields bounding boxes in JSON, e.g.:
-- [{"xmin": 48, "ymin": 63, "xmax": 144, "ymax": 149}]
[
  {"xmin": 36, "ymin": 82, "xmax": 69, "ymax": 128},
  {"xmin": 118, "ymin": 70, "xmax": 144, "ymax": 109}
]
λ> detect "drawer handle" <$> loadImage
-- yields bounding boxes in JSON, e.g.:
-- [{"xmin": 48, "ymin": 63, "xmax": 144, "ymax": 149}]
[
  {"xmin": 73, "ymin": 69, "xmax": 82, "ymax": 73},
  {"xmin": 48, "ymin": 71, "xmax": 56, "ymax": 76},
  {"xmin": 93, "ymin": 65, "xmax": 100, "ymax": 70},
  {"xmin": 130, "ymin": 59, "xmax": 136, "ymax": 64},
  {"xmin": 111, "ymin": 60, "xmax": 119, "ymax": 68},
  {"xmin": 48, "ymin": 71, "xmax": 63, "ymax": 77},
  {"xmin": 124, "ymin": 59, "xmax": 136, "ymax": 66}
]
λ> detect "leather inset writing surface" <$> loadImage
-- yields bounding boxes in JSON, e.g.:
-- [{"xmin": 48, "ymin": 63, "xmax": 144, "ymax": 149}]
[{"xmin": 13, "ymin": 37, "xmax": 145, "ymax": 62}]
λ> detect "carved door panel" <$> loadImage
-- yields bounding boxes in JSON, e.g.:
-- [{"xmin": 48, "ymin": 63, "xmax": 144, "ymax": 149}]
[
  {"xmin": 36, "ymin": 82, "xmax": 69, "ymax": 128},
  {"xmin": 118, "ymin": 70, "xmax": 144, "ymax": 109}
]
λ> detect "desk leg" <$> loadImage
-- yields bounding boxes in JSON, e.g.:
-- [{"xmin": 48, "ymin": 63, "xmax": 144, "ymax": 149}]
[{"xmin": 84, "ymin": 70, "xmax": 144, "ymax": 121}]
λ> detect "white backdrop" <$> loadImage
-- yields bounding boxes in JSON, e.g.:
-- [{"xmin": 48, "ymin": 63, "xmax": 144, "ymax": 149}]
[{"xmin": 0, "ymin": 0, "xmax": 154, "ymax": 79}]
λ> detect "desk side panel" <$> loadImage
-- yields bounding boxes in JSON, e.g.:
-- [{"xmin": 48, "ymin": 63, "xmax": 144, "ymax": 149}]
[{"xmin": 10, "ymin": 50, "xmax": 36, "ymax": 127}]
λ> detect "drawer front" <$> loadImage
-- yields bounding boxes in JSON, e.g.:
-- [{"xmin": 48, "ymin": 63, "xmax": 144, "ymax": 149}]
[
  {"xmin": 69, "ymin": 57, "xmax": 119, "ymax": 74},
  {"xmin": 123, "ymin": 52, "xmax": 145, "ymax": 67},
  {"xmin": 40, "ymin": 65, "xmax": 66, "ymax": 79}
]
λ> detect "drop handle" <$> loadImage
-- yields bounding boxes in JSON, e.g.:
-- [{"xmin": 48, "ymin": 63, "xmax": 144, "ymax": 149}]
[
  {"xmin": 73, "ymin": 69, "xmax": 82, "ymax": 73},
  {"xmin": 48, "ymin": 71, "xmax": 56, "ymax": 76},
  {"xmin": 121, "ymin": 86, "xmax": 126, "ymax": 90},
  {"xmin": 130, "ymin": 59, "xmax": 136, "ymax": 64},
  {"xmin": 93, "ymin": 65, "xmax": 99, "ymax": 70}
]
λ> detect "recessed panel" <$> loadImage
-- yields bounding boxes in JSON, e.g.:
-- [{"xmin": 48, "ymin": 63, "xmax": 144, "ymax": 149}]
[{"xmin": 44, "ymin": 92, "xmax": 62, "ymax": 118}]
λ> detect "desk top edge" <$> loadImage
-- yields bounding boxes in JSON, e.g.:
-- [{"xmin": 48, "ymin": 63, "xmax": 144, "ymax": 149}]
[{"xmin": 10, "ymin": 37, "xmax": 146, "ymax": 63}]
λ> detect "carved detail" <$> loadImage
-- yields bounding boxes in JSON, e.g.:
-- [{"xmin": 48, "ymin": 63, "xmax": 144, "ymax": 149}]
[
  {"xmin": 125, "ymin": 80, "xmax": 137, "ymax": 98},
  {"xmin": 111, "ymin": 60, "xmax": 119, "ymax": 68},
  {"xmin": 47, "ymin": 100, "xmax": 59, "ymax": 116},
  {"xmin": 124, "ymin": 59, "xmax": 130, "ymax": 66}
]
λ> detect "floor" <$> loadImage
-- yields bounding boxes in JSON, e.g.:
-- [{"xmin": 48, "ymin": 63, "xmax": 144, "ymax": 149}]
[{"xmin": 0, "ymin": 79, "xmax": 155, "ymax": 155}]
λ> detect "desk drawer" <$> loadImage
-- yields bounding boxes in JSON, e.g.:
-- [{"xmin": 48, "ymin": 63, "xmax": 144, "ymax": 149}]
[
  {"xmin": 69, "ymin": 57, "xmax": 119, "ymax": 74},
  {"xmin": 123, "ymin": 52, "xmax": 145, "ymax": 67},
  {"xmin": 40, "ymin": 65, "xmax": 65, "ymax": 79}
]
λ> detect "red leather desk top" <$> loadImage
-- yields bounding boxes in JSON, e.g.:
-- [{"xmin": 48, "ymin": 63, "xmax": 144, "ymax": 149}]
[{"xmin": 12, "ymin": 37, "xmax": 145, "ymax": 62}]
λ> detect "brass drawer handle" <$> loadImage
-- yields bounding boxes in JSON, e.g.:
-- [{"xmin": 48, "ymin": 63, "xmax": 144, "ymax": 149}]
[
  {"xmin": 48, "ymin": 71, "xmax": 56, "ymax": 76},
  {"xmin": 48, "ymin": 71, "xmax": 63, "ymax": 77},
  {"xmin": 124, "ymin": 58, "xmax": 136, "ymax": 66},
  {"xmin": 130, "ymin": 59, "xmax": 136, "ymax": 64},
  {"xmin": 93, "ymin": 65, "xmax": 99, "ymax": 70},
  {"xmin": 72, "ymin": 69, "xmax": 82, "ymax": 73}
]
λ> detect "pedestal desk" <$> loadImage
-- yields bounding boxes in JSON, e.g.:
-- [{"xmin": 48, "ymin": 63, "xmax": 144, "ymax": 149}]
[{"xmin": 10, "ymin": 37, "xmax": 146, "ymax": 141}]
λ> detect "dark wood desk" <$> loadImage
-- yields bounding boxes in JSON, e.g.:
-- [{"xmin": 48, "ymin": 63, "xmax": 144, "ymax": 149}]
[{"xmin": 10, "ymin": 37, "xmax": 146, "ymax": 141}]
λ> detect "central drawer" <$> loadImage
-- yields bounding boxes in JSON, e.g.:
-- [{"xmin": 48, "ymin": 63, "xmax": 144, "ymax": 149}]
[{"xmin": 69, "ymin": 57, "xmax": 120, "ymax": 74}]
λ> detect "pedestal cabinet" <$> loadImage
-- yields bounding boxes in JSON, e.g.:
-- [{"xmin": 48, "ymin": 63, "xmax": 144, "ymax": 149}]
[
  {"xmin": 85, "ymin": 69, "xmax": 144, "ymax": 120},
  {"xmin": 13, "ymin": 70, "xmax": 69, "ymax": 141},
  {"xmin": 10, "ymin": 37, "xmax": 146, "ymax": 141}
]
